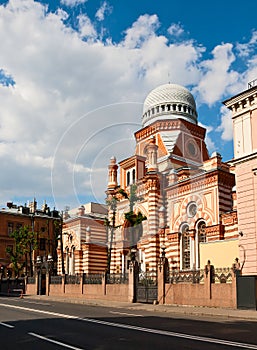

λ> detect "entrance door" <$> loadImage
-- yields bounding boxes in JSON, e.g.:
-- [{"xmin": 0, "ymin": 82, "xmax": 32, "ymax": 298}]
[
  {"xmin": 136, "ymin": 270, "xmax": 158, "ymax": 303},
  {"xmin": 37, "ymin": 271, "xmax": 46, "ymax": 295}
]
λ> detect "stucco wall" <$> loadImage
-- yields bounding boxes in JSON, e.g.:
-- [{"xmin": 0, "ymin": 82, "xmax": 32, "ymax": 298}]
[{"xmin": 200, "ymin": 239, "xmax": 238, "ymax": 269}]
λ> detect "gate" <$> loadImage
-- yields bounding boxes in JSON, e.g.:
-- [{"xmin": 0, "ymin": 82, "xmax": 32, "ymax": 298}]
[{"xmin": 136, "ymin": 270, "xmax": 158, "ymax": 303}]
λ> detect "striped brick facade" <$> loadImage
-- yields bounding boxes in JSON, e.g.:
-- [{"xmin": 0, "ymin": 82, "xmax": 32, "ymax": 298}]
[
  {"xmin": 106, "ymin": 84, "xmax": 239, "ymax": 274},
  {"xmin": 57, "ymin": 204, "xmax": 108, "ymax": 275}
]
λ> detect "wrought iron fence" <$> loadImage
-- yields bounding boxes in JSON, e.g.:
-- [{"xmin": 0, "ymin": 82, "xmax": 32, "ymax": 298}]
[
  {"xmin": 138, "ymin": 270, "xmax": 158, "ymax": 286},
  {"xmin": 50, "ymin": 275, "xmax": 62, "ymax": 284},
  {"xmin": 106, "ymin": 273, "xmax": 129, "ymax": 284},
  {"xmin": 65, "ymin": 274, "xmax": 81, "ymax": 284},
  {"xmin": 27, "ymin": 277, "xmax": 35, "ymax": 284},
  {"xmin": 167, "ymin": 269, "xmax": 204, "ymax": 284},
  {"xmin": 213, "ymin": 268, "xmax": 232, "ymax": 284},
  {"xmin": 83, "ymin": 273, "xmax": 102, "ymax": 284}
]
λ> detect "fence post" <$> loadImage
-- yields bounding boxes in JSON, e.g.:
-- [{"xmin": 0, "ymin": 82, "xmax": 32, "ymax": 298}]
[
  {"xmin": 81, "ymin": 272, "xmax": 84, "ymax": 295},
  {"xmin": 158, "ymin": 258, "xmax": 168, "ymax": 305},
  {"xmin": 35, "ymin": 272, "xmax": 39, "ymax": 295},
  {"xmin": 102, "ymin": 272, "xmax": 107, "ymax": 296},
  {"xmin": 62, "ymin": 274, "xmax": 65, "ymax": 294},
  {"xmin": 128, "ymin": 261, "xmax": 138, "ymax": 303},
  {"xmin": 204, "ymin": 260, "xmax": 214, "ymax": 301},
  {"xmin": 46, "ymin": 272, "xmax": 50, "ymax": 296}
]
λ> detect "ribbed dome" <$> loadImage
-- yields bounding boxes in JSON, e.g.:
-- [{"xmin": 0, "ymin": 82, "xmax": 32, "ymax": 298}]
[{"xmin": 142, "ymin": 83, "xmax": 197, "ymax": 127}]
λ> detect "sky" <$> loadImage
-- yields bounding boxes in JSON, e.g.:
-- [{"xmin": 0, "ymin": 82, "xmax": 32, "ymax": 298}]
[{"xmin": 0, "ymin": 0, "xmax": 257, "ymax": 211}]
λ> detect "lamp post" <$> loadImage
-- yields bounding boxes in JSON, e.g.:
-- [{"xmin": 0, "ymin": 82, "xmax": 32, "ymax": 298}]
[
  {"xmin": 130, "ymin": 248, "xmax": 137, "ymax": 263},
  {"xmin": 56, "ymin": 213, "xmax": 65, "ymax": 275},
  {"xmin": 106, "ymin": 197, "xmax": 117, "ymax": 274},
  {"xmin": 160, "ymin": 244, "xmax": 166, "ymax": 262}
]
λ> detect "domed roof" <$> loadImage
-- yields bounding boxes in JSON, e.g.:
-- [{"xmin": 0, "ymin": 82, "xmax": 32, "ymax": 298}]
[{"xmin": 142, "ymin": 83, "xmax": 197, "ymax": 127}]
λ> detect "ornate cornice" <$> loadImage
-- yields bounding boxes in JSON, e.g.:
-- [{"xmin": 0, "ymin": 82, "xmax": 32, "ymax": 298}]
[
  {"xmin": 135, "ymin": 119, "xmax": 206, "ymax": 142},
  {"xmin": 143, "ymin": 172, "xmax": 160, "ymax": 192},
  {"xmin": 167, "ymin": 169, "xmax": 234, "ymax": 199}
]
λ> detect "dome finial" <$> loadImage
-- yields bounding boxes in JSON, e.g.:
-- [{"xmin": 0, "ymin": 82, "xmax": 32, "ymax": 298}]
[{"xmin": 168, "ymin": 71, "xmax": 171, "ymax": 84}]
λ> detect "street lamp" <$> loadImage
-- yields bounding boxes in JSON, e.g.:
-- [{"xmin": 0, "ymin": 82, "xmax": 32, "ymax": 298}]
[
  {"xmin": 56, "ymin": 212, "xmax": 65, "ymax": 275},
  {"xmin": 160, "ymin": 244, "xmax": 166, "ymax": 262},
  {"xmin": 47, "ymin": 254, "xmax": 54, "ymax": 275},
  {"xmin": 130, "ymin": 248, "xmax": 137, "ymax": 263}
]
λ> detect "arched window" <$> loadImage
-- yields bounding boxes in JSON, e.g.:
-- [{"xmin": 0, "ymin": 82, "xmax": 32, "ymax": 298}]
[
  {"xmin": 71, "ymin": 246, "xmax": 75, "ymax": 275},
  {"xmin": 198, "ymin": 221, "xmax": 206, "ymax": 243},
  {"xmin": 180, "ymin": 223, "xmax": 190, "ymax": 270},
  {"xmin": 127, "ymin": 171, "xmax": 130, "ymax": 186},
  {"xmin": 195, "ymin": 220, "xmax": 206, "ymax": 269},
  {"xmin": 132, "ymin": 169, "xmax": 136, "ymax": 183},
  {"xmin": 65, "ymin": 248, "xmax": 69, "ymax": 274}
]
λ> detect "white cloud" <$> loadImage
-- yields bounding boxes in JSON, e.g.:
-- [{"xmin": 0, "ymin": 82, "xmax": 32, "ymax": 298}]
[
  {"xmin": 217, "ymin": 105, "xmax": 233, "ymax": 141},
  {"xmin": 167, "ymin": 23, "xmax": 184, "ymax": 37},
  {"xmin": 95, "ymin": 1, "xmax": 112, "ymax": 21},
  {"xmin": 195, "ymin": 43, "xmax": 238, "ymax": 105},
  {"xmin": 236, "ymin": 30, "xmax": 257, "ymax": 57},
  {"xmin": 78, "ymin": 14, "xmax": 97, "ymax": 40},
  {"xmin": 60, "ymin": 0, "xmax": 87, "ymax": 7},
  {"xmin": 122, "ymin": 14, "xmax": 160, "ymax": 49},
  {"xmin": 0, "ymin": 1, "xmax": 255, "ymax": 209}
]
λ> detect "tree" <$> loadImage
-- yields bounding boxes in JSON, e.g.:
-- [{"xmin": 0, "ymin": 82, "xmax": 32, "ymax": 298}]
[
  {"xmin": 118, "ymin": 184, "xmax": 147, "ymax": 247},
  {"xmin": 6, "ymin": 226, "xmax": 38, "ymax": 277},
  {"xmin": 105, "ymin": 184, "xmax": 147, "ymax": 273},
  {"xmin": 119, "ymin": 184, "xmax": 146, "ymax": 223}
]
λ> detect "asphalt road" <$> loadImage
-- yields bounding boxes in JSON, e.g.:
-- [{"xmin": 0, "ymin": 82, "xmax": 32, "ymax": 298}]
[{"xmin": 0, "ymin": 297, "xmax": 257, "ymax": 350}]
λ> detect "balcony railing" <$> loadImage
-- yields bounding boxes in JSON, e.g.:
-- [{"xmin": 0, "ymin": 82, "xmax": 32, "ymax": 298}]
[{"xmin": 248, "ymin": 79, "xmax": 257, "ymax": 89}]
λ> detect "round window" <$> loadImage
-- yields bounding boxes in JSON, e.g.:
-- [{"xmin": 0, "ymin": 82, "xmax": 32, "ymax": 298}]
[{"xmin": 187, "ymin": 202, "xmax": 197, "ymax": 217}]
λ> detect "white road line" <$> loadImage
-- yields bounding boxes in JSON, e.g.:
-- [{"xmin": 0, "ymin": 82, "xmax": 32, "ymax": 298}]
[
  {"xmin": 22, "ymin": 300, "xmax": 52, "ymax": 306},
  {"xmin": 0, "ymin": 322, "xmax": 14, "ymax": 328},
  {"xmin": 29, "ymin": 332, "xmax": 84, "ymax": 350},
  {"xmin": 0, "ymin": 303, "xmax": 257, "ymax": 349},
  {"xmin": 109, "ymin": 311, "xmax": 143, "ymax": 317}
]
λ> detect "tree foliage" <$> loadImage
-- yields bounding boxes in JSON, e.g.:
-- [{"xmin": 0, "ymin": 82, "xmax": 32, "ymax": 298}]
[
  {"xmin": 119, "ymin": 184, "xmax": 146, "ymax": 227},
  {"xmin": 6, "ymin": 225, "xmax": 38, "ymax": 276}
]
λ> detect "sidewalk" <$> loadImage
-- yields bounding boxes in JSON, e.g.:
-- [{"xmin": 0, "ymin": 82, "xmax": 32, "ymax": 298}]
[{"xmin": 25, "ymin": 295, "xmax": 257, "ymax": 321}]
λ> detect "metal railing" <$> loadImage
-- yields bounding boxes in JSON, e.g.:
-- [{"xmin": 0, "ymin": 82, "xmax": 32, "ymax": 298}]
[
  {"xmin": 166, "ymin": 269, "xmax": 204, "ymax": 284},
  {"xmin": 83, "ymin": 273, "xmax": 102, "ymax": 285},
  {"xmin": 106, "ymin": 273, "xmax": 129, "ymax": 284},
  {"xmin": 213, "ymin": 267, "xmax": 232, "ymax": 284},
  {"xmin": 248, "ymin": 79, "xmax": 257, "ymax": 89},
  {"xmin": 27, "ymin": 276, "xmax": 35, "ymax": 284},
  {"xmin": 65, "ymin": 274, "xmax": 81, "ymax": 284},
  {"xmin": 50, "ymin": 275, "xmax": 62, "ymax": 284}
]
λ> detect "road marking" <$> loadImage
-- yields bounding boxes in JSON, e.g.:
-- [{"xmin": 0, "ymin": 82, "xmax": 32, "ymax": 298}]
[
  {"xmin": 1, "ymin": 303, "xmax": 257, "ymax": 349},
  {"xmin": 29, "ymin": 332, "xmax": 84, "ymax": 350},
  {"xmin": 0, "ymin": 322, "xmax": 14, "ymax": 328},
  {"xmin": 22, "ymin": 300, "xmax": 52, "ymax": 306},
  {"xmin": 109, "ymin": 311, "xmax": 143, "ymax": 317}
]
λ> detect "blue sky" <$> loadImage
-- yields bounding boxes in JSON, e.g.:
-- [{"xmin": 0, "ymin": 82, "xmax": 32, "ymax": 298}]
[{"xmin": 0, "ymin": 0, "xmax": 257, "ymax": 211}]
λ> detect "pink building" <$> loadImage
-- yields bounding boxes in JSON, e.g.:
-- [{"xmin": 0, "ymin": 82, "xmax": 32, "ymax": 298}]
[{"xmin": 224, "ymin": 81, "xmax": 257, "ymax": 275}]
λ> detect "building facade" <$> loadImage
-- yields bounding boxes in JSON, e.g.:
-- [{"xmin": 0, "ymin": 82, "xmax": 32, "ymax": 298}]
[
  {"xmin": 224, "ymin": 81, "xmax": 257, "ymax": 275},
  {"xmin": 106, "ymin": 83, "xmax": 238, "ymax": 274},
  {"xmin": 57, "ymin": 202, "xmax": 107, "ymax": 275},
  {"xmin": 0, "ymin": 199, "xmax": 60, "ymax": 277}
]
